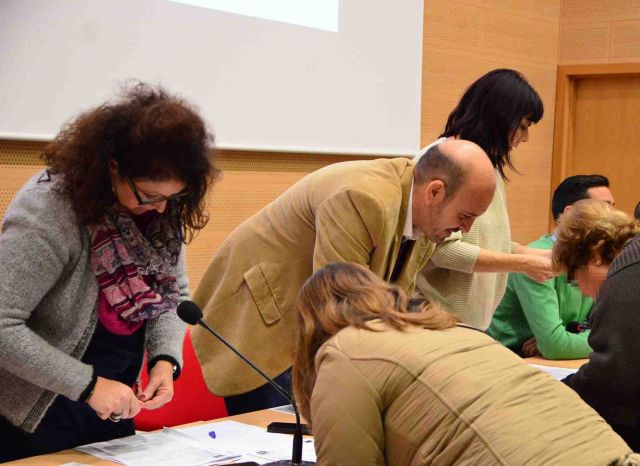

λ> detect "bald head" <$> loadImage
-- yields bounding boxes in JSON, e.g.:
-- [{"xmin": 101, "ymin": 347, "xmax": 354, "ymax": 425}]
[
  {"xmin": 414, "ymin": 139, "xmax": 496, "ymax": 199},
  {"xmin": 412, "ymin": 139, "xmax": 497, "ymax": 243}
]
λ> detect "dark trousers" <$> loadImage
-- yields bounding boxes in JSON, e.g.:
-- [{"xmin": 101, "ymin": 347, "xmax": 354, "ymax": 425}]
[
  {"xmin": 224, "ymin": 369, "xmax": 292, "ymax": 416},
  {"xmin": 0, "ymin": 322, "xmax": 144, "ymax": 462}
]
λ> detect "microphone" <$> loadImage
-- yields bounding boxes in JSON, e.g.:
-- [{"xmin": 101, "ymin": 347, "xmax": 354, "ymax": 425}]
[
  {"xmin": 566, "ymin": 320, "xmax": 590, "ymax": 333},
  {"xmin": 177, "ymin": 301, "xmax": 315, "ymax": 466}
]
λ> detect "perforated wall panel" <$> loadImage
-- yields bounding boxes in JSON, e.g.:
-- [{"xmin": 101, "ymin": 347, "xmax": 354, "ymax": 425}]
[
  {"xmin": 560, "ymin": 0, "xmax": 640, "ymax": 64},
  {"xmin": 562, "ymin": 0, "xmax": 640, "ymax": 21},
  {"xmin": 611, "ymin": 20, "xmax": 640, "ymax": 62},
  {"xmin": 560, "ymin": 24, "xmax": 611, "ymax": 63},
  {"xmin": 0, "ymin": 140, "xmax": 368, "ymax": 289}
]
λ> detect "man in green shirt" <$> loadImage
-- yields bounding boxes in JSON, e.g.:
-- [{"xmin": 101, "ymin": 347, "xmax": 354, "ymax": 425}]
[{"xmin": 488, "ymin": 175, "xmax": 614, "ymax": 359}]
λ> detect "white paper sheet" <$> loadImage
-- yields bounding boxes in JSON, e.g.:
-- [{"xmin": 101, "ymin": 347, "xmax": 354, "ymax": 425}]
[
  {"xmin": 75, "ymin": 428, "xmax": 240, "ymax": 466},
  {"xmin": 270, "ymin": 404, "xmax": 295, "ymax": 415},
  {"xmin": 529, "ymin": 363, "xmax": 579, "ymax": 381},
  {"xmin": 178, "ymin": 420, "xmax": 317, "ymax": 464}
]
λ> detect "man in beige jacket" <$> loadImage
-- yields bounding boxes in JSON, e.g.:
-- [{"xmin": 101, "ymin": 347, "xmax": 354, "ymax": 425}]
[{"xmin": 192, "ymin": 139, "xmax": 496, "ymax": 414}]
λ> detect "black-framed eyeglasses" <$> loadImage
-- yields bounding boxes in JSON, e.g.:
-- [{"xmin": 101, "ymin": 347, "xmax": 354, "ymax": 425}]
[{"xmin": 124, "ymin": 175, "xmax": 189, "ymax": 206}]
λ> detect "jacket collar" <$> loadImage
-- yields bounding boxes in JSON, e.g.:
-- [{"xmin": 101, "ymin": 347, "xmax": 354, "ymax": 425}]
[
  {"xmin": 395, "ymin": 160, "xmax": 415, "ymax": 245},
  {"xmin": 386, "ymin": 161, "xmax": 433, "ymax": 288}
]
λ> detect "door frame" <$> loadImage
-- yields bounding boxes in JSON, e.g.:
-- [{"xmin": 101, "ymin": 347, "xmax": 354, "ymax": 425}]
[{"xmin": 550, "ymin": 62, "xmax": 640, "ymax": 229}]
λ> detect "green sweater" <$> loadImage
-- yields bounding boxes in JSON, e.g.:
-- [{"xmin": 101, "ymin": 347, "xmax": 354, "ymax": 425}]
[{"xmin": 487, "ymin": 235, "xmax": 593, "ymax": 360}]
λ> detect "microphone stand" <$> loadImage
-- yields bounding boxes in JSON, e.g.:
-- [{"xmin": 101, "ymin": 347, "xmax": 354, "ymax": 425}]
[{"xmin": 195, "ymin": 318, "xmax": 315, "ymax": 466}]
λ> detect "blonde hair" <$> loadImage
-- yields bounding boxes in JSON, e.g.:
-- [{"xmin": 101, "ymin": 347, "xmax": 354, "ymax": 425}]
[
  {"xmin": 553, "ymin": 199, "xmax": 640, "ymax": 280},
  {"xmin": 292, "ymin": 262, "xmax": 458, "ymax": 425}
]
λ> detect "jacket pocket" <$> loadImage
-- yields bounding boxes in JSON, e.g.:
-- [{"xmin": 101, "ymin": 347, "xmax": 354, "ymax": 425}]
[{"xmin": 243, "ymin": 263, "xmax": 285, "ymax": 325}]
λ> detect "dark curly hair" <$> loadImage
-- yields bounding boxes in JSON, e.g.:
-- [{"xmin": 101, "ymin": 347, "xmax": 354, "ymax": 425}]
[
  {"xmin": 441, "ymin": 68, "xmax": 544, "ymax": 180},
  {"xmin": 42, "ymin": 82, "xmax": 220, "ymax": 242}
]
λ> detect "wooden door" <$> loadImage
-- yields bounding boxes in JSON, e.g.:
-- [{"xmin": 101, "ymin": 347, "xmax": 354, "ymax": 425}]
[
  {"xmin": 552, "ymin": 65, "xmax": 640, "ymax": 227},
  {"xmin": 572, "ymin": 75, "xmax": 640, "ymax": 215}
]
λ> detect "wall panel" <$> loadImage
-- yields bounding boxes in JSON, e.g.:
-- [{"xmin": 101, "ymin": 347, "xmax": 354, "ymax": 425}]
[
  {"xmin": 560, "ymin": 0, "xmax": 640, "ymax": 64},
  {"xmin": 0, "ymin": 140, "xmax": 367, "ymax": 290}
]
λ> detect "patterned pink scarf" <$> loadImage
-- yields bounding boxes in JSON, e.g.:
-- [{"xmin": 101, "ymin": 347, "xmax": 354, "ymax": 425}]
[{"xmin": 88, "ymin": 205, "xmax": 182, "ymax": 335}]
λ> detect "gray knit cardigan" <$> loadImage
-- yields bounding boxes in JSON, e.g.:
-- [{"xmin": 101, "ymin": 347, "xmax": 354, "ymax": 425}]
[{"xmin": 0, "ymin": 171, "xmax": 188, "ymax": 433}]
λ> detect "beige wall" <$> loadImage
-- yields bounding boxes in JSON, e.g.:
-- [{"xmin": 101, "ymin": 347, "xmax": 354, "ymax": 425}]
[
  {"xmin": 0, "ymin": 140, "xmax": 367, "ymax": 289},
  {"xmin": 422, "ymin": 0, "xmax": 561, "ymax": 244},
  {"xmin": 560, "ymin": 0, "xmax": 640, "ymax": 64}
]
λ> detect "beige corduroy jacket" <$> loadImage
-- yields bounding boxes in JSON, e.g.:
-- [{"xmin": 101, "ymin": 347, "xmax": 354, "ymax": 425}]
[
  {"xmin": 192, "ymin": 158, "xmax": 435, "ymax": 395},
  {"xmin": 311, "ymin": 321, "xmax": 638, "ymax": 466}
]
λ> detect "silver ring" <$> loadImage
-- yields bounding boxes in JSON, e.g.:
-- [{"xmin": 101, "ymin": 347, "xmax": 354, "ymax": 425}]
[{"xmin": 109, "ymin": 412, "xmax": 123, "ymax": 422}]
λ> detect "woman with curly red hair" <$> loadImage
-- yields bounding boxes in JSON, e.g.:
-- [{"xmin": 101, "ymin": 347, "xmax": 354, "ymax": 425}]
[{"xmin": 0, "ymin": 83, "xmax": 220, "ymax": 461}]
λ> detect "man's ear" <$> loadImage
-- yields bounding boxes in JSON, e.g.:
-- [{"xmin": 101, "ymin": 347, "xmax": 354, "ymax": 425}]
[
  {"xmin": 554, "ymin": 205, "xmax": 573, "ymax": 225},
  {"xmin": 425, "ymin": 180, "xmax": 446, "ymax": 204}
]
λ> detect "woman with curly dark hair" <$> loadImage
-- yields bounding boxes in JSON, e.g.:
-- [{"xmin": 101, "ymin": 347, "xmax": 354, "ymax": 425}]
[{"xmin": 0, "ymin": 83, "xmax": 219, "ymax": 461}]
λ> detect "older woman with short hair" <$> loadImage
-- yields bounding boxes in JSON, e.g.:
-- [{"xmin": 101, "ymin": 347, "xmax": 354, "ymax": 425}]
[{"xmin": 553, "ymin": 199, "xmax": 640, "ymax": 451}]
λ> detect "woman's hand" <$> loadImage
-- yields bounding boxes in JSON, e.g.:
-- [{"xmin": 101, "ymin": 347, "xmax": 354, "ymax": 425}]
[
  {"xmin": 521, "ymin": 255, "xmax": 555, "ymax": 283},
  {"xmin": 521, "ymin": 337, "xmax": 540, "ymax": 358},
  {"xmin": 140, "ymin": 360, "xmax": 175, "ymax": 410},
  {"xmin": 87, "ymin": 376, "xmax": 142, "ymax": 420}
]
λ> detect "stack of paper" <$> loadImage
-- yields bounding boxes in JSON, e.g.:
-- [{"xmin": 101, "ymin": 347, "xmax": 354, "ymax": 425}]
[
  {"xmin": 76, "ymin": 428, "xmax": 240, "ymax": 466},
  {"xmin": 76, "ymin": 420, "xmax": 316, "ymax": 465},
  {"xmin": 178, "ymin": 420, "xmax": 317, "ymax": 464}
]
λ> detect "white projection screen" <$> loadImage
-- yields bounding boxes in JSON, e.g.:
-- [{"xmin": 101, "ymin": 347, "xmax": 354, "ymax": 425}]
[{"xmin": 0, "ymin": 0, "xmax": 423, "ymax": 155}]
